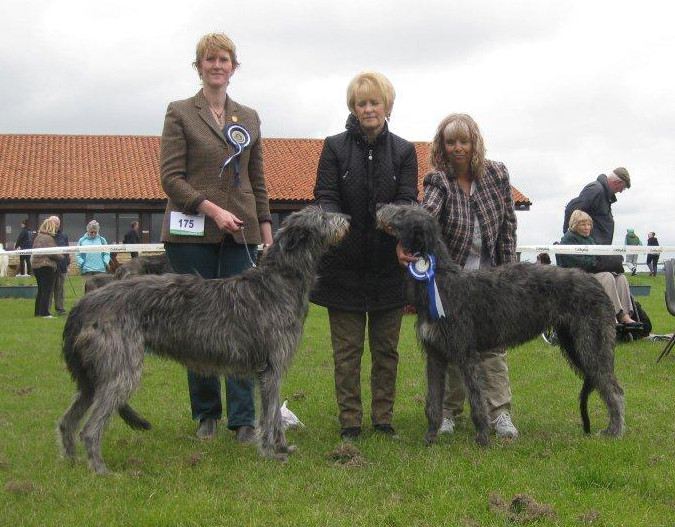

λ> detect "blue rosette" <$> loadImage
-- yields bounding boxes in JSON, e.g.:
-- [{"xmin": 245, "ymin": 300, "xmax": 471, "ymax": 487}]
[
  {"xmin": 217, "ymin": 124, "xmax": 251, "ymax": 185},
  {"xmin": 408, "ymin": 253, "xmax": 446, "ymax": 320}
]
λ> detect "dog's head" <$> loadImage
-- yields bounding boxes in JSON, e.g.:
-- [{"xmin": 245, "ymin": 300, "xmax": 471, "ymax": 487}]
[
  {"xmin": 376, "ymin": 204, "xmax": 440, "ymax": 256},
  {"xmin": 274, "ymin": 206, "xmax": 350, "ymax": 254}
]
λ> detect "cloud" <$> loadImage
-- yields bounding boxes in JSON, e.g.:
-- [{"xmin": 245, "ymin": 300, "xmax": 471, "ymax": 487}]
[{"xmin": 1, "ymin": 0, "xmax": 674, "ymax": 252}]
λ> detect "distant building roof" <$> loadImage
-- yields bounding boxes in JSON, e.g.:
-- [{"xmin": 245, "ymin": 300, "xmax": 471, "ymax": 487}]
[{"xmin": 0, "ymin": 134, "xmax": 531, "ymax": 208}]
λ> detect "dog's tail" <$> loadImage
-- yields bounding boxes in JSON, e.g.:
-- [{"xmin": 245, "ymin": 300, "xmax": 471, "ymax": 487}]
[
  {"xmin": 62, "ymin": 307, "xmax": 95, "ymax": 396},
  {"xmin": 118, "ymin": 404, "xmax": 152, "ymax": 430},
  {"xmin": 580, "ymin": 377, "xmax": 593, "ymax": 434},
  {"xmin": 63, "ymin": 305, "xmax": 152, "ymax": 432}
]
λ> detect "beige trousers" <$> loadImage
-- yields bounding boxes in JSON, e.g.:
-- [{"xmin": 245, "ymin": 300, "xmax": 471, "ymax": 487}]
[
  {"xmin": 593, "ymin": 272, "xmax": 632, "ymax": 318},
  {"xmin": 443, "ymin": 349, "xmax": 512, "ymax": 421}
]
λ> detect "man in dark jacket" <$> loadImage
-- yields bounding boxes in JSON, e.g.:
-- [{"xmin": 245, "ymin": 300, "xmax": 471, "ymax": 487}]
[
  {"xmin": 15, "ymin": 219, "xmax": 33, "ymax": 276},
  {"xmin": 311, "ymin": 71, "xmax": 418, "ymax": 440},
  {"xmin": 123, "ymin": 221, "xmax": 141, "ymax": 258},
  {"xmin": 563, "ymin": 167, "xmax": 631, "ymax": 245},
  {"xmin": 50, "ymin": 216, "xmax": 70, "ymax": 315}
]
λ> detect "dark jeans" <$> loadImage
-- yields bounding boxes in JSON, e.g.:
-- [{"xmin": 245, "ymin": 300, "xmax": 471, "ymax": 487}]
[
  {"xmin": 34, "ymin": 266, "xmax": 56, "ymax": 316},
  {"xmin": 19, "ymin": 255, "xmax": 31, "ymax": 275},
  {"xmin": 165, "ymin": 239, "xmax": 258, "ymax": 429}
]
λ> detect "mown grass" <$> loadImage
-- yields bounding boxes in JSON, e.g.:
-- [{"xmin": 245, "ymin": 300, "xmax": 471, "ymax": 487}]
[{"xmin": 1, "ymin": 273, "xmax": 674, "ymax": 526}]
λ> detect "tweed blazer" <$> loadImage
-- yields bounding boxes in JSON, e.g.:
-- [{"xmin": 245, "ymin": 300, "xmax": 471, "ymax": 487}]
[
  {"xmin": 422, "ymin": 159, "xmax": 517, "ymax": 267},
  {"xmin": 160, "ymin": 90, "xmax": 271, "ymax": 244}
]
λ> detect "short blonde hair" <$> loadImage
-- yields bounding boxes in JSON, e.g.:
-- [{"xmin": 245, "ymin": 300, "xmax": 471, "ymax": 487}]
[
  {"xmin": 346, "ymin": 71, "xmax": 395, "ymax": 116},
  {"xmin": 193, "ymin": 33, "xmax": 239, "ymax": 74},
  {"xmin": 429, "ymin": 113, "xmax": 487, "ymax": 178},
  {"xmin": 39, "ymin": 218, "xmax": 58, "ymax": 236},
  {"xmin": 568, "ymin": 209, "xmax": 593, "ymax": 233}
]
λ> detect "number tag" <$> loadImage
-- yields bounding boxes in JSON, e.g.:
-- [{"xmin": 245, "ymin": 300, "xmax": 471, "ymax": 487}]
[{"xmin": 169, "ymin": 212, "xmax": 205, "ymax": 236}]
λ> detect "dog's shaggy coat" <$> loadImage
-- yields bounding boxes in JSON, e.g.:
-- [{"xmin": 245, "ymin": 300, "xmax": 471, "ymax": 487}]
[
  {"xmin": 83, "ymin": 254, "xmax": 172, "ymax": 293},
  {"xmin": 377, "ymin": 204, "xmax": 624, "ymax": 446},
  {"xmin": 58, "ymin": 207, "xmax": 349, "ymax": 473}
]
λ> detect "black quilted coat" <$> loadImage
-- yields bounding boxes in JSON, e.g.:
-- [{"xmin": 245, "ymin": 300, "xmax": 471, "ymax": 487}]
[{"xmin": 310, "ymin": 114, "xmax": 419, "ymax": 312}]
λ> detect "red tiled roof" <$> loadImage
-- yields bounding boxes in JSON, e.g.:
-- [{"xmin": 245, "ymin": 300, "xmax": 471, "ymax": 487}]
[
  {"xmin": 0, "ymin": 134, "xmax": 531, "ymax": 206},
  {"xmin": 0, "ymin": 135, "xmax": 163, "ymax": 200}
]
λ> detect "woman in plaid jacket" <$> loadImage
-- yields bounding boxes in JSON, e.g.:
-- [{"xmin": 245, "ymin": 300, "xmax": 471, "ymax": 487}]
[{"xmin": 413, "ymin": 113, "xmax": 518, "ymax": 438}]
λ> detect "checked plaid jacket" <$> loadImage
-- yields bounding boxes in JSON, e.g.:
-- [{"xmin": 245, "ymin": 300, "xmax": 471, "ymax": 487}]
[{"xmin": 422, "ymin": 159, "xmax": 518, "ymax": 268}]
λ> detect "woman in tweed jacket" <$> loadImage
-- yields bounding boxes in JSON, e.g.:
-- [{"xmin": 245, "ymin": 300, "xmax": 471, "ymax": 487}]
[
  {"xmin": 160, "ymin": 33, "xmax": 273, "ymax": 443},
  {"xmin": 402, "ymin": 113, "xmax": 519, "ymax": 438}
]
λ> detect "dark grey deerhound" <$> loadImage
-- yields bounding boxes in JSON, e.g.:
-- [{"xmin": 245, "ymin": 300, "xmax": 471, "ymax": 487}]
[
  {"xmin": 58, "ymin": 206, "xmax": 349, "ymax": 473},
  {"xmin": 84, "ymin": 254, "xmax": 171, "ymax": 293},
  {"xmin": 376, "ymin": 204, "xmax": 624, "ymax": 447}
]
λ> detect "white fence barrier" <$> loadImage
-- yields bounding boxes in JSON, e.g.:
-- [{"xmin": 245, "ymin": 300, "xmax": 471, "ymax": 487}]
[
  {"xmin": 3, "ymin": 244, "xmax": 674, "ymax": 257},
  {"xmin": 517, "ymin": 245, "xmax": 673, "ymax": 256}
]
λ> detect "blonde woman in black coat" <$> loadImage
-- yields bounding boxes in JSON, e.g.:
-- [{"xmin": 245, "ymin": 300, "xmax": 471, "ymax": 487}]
[{"xmin": 312, "ymin": 71, "xmax": 418, "ymax": 440}]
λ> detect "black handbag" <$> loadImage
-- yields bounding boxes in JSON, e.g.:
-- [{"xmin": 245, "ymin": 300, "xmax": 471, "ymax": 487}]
[{"xmin": 593, "ymin": 255, "xmax": 624, "ymax": 274}]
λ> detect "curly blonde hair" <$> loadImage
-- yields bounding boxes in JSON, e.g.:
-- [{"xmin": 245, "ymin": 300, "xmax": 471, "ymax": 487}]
[{"xmin": 429, "ymin": 113, "xmax": 486, "ymax": 178}]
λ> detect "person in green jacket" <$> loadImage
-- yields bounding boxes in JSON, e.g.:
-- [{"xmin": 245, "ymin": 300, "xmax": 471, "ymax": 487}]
[
  {"xmin": 559, "ymin": 210, "xmax": 636, "ymax": 325},
  {"xmin": 624, "ymin": 228, "xmax": 642, "ymax": 275}
]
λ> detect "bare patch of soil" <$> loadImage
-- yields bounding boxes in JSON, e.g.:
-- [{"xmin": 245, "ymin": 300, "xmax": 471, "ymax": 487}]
[
  {"xmin": 327, "ymin": 443, "xmax": 366, "ymax": 467},
  {"xmin": 489, "ymin": 492, "xmax": 556, "ymax": 523}
]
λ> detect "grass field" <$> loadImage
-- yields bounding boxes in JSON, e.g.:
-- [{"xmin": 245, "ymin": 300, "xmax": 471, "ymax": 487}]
[{"xmin": 1, "ymin": 273, "xmax": 674, "ymax": 526}]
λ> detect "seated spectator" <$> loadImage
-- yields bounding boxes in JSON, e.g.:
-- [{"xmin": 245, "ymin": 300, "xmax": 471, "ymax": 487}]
[
  {"xmin": 536, "ymin": 252, "xmax": 551, "ymax": 265},
  {"xmin": 559, "ymin": 210, "xmax": 636, "ymax": 325}
]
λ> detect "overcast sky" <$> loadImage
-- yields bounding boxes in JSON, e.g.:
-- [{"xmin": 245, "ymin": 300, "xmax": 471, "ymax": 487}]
[{"xmin": 2, "ymin": 0, "xmax": 674, "ymax": 258}]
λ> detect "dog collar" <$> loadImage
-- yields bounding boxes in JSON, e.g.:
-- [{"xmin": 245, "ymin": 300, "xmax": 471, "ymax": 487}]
[{"xmin": 408, "ymin": 253, "xmax": 446, "ymax": 320}]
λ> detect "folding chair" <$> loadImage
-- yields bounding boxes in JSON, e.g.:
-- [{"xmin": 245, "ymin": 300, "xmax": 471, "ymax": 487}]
[{"xmin": 656, "ymin": 259, "xmax": 675, "ymax": 363}]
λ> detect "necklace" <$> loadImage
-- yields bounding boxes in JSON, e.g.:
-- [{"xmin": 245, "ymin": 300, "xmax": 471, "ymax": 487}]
[{"xmin": 210, "ymin": 105, "xmax": 225, "ymax": 123}]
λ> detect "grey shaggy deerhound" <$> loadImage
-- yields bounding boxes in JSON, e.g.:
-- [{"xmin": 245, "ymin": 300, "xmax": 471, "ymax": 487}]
[
  {"xmin": 377, "ymin": 204, "xmax": 624, "ymax": 447},
  {"xmin": 84, "ymin": 253, "xmax": 172, "ymax": 293},
  {"xmin": 58, "ymin": 206, "xmax": 349, "ymax": 473}
]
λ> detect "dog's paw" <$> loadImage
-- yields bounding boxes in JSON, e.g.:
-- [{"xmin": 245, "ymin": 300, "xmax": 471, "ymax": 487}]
[
  {"xmin": 423, "ymin": 432, "xmax": 438, "ymax": 446},
  {"xmin": 260, "ymin": 447, "xmax": 289, "ymax": 462},
  {"xmin": 599, "ymin": 427, "xmax": 624, "ymax": 438},
  {"xmin": 277, "ymin": 444, "xmax": 297, "ymax": 455},
  {"xmin": 475, "ymin": 433, "xmax": 490, "ymax": 447},
  {"xmin": 269, "ymin": 452, "xmax": 289, "ymax": 462},
  {"xmin": 90, "ymin": 463, "xmax": 109, "ymax": 475}
]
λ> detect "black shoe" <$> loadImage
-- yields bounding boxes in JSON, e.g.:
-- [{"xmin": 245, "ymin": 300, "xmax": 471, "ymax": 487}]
[
  {"xmin": 196, "ymin": 418, "xmax": 217, "ymax": 439},
  {"xmin": 235, "ymin": 425, "xmax": 257, "ymax": 443},
  {"xmin": 373, "ymin": 424, "xmax": 396, "ymax": 435},
  {"xmin": 56, "ymin": 310, "xmax": 67, "ymax": 316},
  {"xmin": 339, "ymin": 426, "xmax": 361, "ymax": 440}
]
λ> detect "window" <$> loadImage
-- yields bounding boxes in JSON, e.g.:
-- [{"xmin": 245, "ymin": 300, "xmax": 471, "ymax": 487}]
[
  {"xmin": 150, "ymin": 213, "xmax": 164, "ymax": 243},
  {"xmin": 4, "ymin": 213, "xmax": 28, "ymax": 249},
  {"xmin": 91, "ymin": 213, "xmax": 117, "ymax": 243},
  {"xmin": 118, "ymin": 213, "xmax": 140, "ymax": 241},
  {"xmin": 271, "ymin": 212, "xmax": 293, "ymax": 233},
  {"xmin": 62, "ymin": 213, "xmax": 86, "ymax": 245}
]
